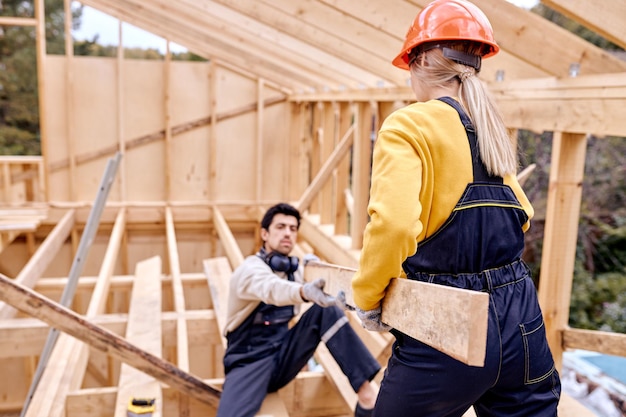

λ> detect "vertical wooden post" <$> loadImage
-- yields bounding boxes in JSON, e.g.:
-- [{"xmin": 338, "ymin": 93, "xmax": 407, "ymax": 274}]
[
  {"xmin": 63, "ymin": 0, "xmax": 76, "ymax": 201},
  {"xmin": 208, "ymin": 61, "xmax": 217, "ymax": 201},
  {"xmin": 310, "ymin": 102, "xmax": 323, "ymax": 216},
  {"xmin": 256, "ymin": 79, "xmax": 264, "ymax": 204},
  {"xmin": 334, "ymin": 102, "xmax": 352, "ymax": 235},
  {"xmin": 116, "ymin": 20, "xmax": 126, "ymax": 201},
  {"xmin": 351, "ymin": 102, "xmax": 373, "ymax": 249},
  {"xmin": 164, "ymin": 43, "xmax": 173, "ymax": 202},
  {"xmin": 538, "ymin": 132, "xmax": 587, "ymax": 371},
  {"xmin": 320, "ymin": 102, "xmax": 336, "ymax": 224},
  {"xmin": 34, "ymin": 0, "xmax": 49, "ymax": 201},
  {"xmin": 287, "ymin": 102, "xmax": 305, "ymax": 202}
]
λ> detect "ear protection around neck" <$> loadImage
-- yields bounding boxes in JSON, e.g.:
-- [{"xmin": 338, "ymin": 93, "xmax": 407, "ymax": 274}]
[{"xmin": 260, "ymin": 249, "xmax": 299, "ymax": 273}]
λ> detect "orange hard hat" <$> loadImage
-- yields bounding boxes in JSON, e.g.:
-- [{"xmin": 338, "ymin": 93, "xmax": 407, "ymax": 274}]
[{"xmin": 392, "ymin": 0, "xmax": 500, "ymax": 70}]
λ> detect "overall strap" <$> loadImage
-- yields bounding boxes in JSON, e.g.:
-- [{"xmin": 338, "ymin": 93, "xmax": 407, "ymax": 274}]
[{"xmin": 436, "ymin": 97, "xmax": 502, "ymax": 183}]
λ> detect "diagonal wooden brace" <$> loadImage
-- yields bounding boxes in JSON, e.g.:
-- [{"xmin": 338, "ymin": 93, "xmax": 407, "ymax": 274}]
[
  {"xmin": 304, "ymin": 261, "xmax": 489, "ymax": 367},
  {"xmin": 0, "ymin": 273, "xmax": 221, "ymax": 408}
]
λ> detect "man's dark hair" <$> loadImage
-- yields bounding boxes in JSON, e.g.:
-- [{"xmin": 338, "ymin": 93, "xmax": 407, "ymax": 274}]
[{"xmin": 261, "ymin": 203, "xmax": 301, "ymax": 230}]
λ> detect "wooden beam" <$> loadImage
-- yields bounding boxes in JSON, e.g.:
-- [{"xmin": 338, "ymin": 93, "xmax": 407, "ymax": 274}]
[
  {"xmin": 48, "ymin": 96, "xmax": 287, "ymax": 173},
  {"xmin": 0, "ymin": 310, "xmax": 220, "ymax": 359},
  {"xmin": 408, "ymin": 0, "xmax": 626, "ymax": 77},
  {"xmin": 209, "ymin": 0, "xmax": 406, "ymax": 86},
  {"xmin": 542, "ymin": 0, "xmax": 626, "ymax": 50},
  {"xmin": 212, "ymin": 206, "xmax": 244, "ymax": 268},
  {"xmin": 562, "ymin": 328, "xmax": 626, "ymax": 357},
  {"xmin": 351, "ymin": 102, "xmax": 373, "ymax": 249},
  {"xmin": 86, "ymin": 208, "xmax": 126, "ymax": 317},
  {"xmin": 0, "ymin": 209, "xmax": 74, "ymax": 319},
  {"xmin": 0, "ymin": 273, "xmax": 222, "ymax": 408},
  {"xmin": 538, "ymin": 132, "xmax": 587, "ymax": 371},
  {"xmin": 21, "ymin": 209, "xmax": 126, "ymax": 417},
  {"xmin": 165, "ymin": 208, "xmax": 191, "ymax": 372},
  {"xmin": 0, "ymin": 16, "xmax": 37, "ymax": 26},
  {"xmin": 113, "ymin": 257, "xmax": 163, "ymax": 417},
  {"xmin": 304, "ymin": 261, "xmax": 489, "ymax": 367}
]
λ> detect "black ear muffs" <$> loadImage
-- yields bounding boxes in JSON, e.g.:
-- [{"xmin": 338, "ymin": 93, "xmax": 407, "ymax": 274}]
[{"xmin": 261, "ymin": 250, "xmax": 299, "ymax": 273}]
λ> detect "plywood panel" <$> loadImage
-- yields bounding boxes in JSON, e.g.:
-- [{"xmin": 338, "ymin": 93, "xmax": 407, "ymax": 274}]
[
  {"xmin": 73, "ymin": 57, "xmax": 121, "ymax": 202},
  {"xmin": 214, "ymin": 66, "xmax": 258, "ymax": 113},
  {"xmin": 122, "ymin": 60, "xmax": 166, "ymax": 139},
  {"xmin": 260, "ymin": 99, "xmax": 289, "ymax": 201},
  {"xmin": 214, "ymin": 114, "xmax": 257, "ymax": 201},
  {"xmin": 168, "ymin": 62, "xmax": 212, "ymax": 202},
  {"xmin": 171, "ymin": 61, "xmax": 212, "ymax": 123},
  {"xmin": 125, "ymin": 140, "xmax": 166, "ymax": 201},
  {"xmin": 169, "ymin": 128, "xmax": 211, "ymax": 201}
]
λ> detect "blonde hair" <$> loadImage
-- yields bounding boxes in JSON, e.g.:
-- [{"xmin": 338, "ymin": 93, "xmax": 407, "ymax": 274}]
[{"xmin": 410, "ymin": 45, "xmax": 517, "ymax": 177}]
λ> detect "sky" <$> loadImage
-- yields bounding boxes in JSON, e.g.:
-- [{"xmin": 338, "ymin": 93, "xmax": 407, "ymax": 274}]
[
  {"xmin": 72, "ymin": 0, "xmax": 540, "ymax": 54},
  {"xmin": 71, "ymin": 4, "xmax": 188, "ymax": 54}
]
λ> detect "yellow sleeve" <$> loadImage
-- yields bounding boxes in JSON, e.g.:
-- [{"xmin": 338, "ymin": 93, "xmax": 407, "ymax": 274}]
[
  {"xmin": 503, "ymin": 173, "xmax": 534, "ymax": 232},
  {"xmin": 351, "ymin": 128, "xmax": 424, "ymax": 310}
]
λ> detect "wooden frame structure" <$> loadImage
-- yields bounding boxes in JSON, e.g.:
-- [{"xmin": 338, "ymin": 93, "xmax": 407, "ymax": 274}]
[{"xmin": 0, "ymin": 0, "xmax": 625, "ymax": 416}]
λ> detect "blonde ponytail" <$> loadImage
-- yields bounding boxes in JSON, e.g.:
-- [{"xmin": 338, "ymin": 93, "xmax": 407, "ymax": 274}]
[{"xmin": 410, "ymin": 47, "xmax": 517, "ymax": 176}]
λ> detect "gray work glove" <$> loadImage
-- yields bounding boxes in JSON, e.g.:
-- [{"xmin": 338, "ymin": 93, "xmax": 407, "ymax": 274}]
[
  {"xmin": 301, "ymin": 278, "xmax": 336, "ymax": 307},
  {"xmin": 302, "ymin": 253, "xmax": 320, "ymax": 265},
  {"xmin": 336, "ymin": 290, "xmax": 355, "ymax": 311},
  {"xmin": 356, "ymin": 306, "xmax": 391, "ymax": 332}
]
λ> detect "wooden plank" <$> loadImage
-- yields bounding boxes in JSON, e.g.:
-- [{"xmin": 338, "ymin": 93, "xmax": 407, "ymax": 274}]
[
  {"xmin": 165, "ymin": 207, "xmax": 190, "ymax": 371},
  {"xmin": 0, "ymin": 310, "xmax": 219, "ymax": 359},
  {"xmin": 212, "ymin": 207, "xmax": 244, "ymax": 268},
  {"xmin": 164, "ymin": 209, "xmax": 191, "ymax": 417},
  {"xmin": 304, "ymin": 261, "xmax": 489, "ymax": 367},
  {"xmin": 0, "ymin": 273, "xmax": 221, "ymax": 408},
  {"xmin": 542, "ymin": 0, "xmax": 626, "ymax": 50},
  {"xmin": 351, "ymin": 102, "xmax": 373, "ymax": 249},
  {"xmin": 64, "ymin": 372, "xmax": 351, "ymax": 417},
  {"xmin": 22, "ymin": 209, "xmax": 127, "ymax": 417},
  {"xmin": 114, "ymin": 257, "xmax": 163, "ymax": 417},
  {"xmin": 538, "ymin": 133, "xmax": 587, "ymax": 371},
  {"xmin": 563, "ymin": 328, "xmax": 626, "ymax": 357},
  {"xmin": 0, "ymin": 16, "xmax": 37, "ymax": 26},
  {"xmin": 203, "ymin": 257, "xmax": 232, "ymax": 345},
  {"xmin": 0, "ymin": 209, "xmax": 75, "ymax": 319}
]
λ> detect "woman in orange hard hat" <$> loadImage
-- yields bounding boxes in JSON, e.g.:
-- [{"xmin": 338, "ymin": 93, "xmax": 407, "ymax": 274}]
[{"xmin": 351, "ymin": 0, "xmax": 561, "ymax": 415}]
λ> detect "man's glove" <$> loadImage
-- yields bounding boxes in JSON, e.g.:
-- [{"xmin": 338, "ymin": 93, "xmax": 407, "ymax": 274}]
[
  {"xmin": 335, "ymin": 290, "xmax": 355, "ymax": 311},
  {"xmin": 356, "ymin": 306, "xmax": 391, "ymax": 332},
  {"xmin": 301, "ymin": 278, "xmax": 336, "ymax": 307},
  {"xmin": 302, "ymin": 253, "xmax": 320, "ymax": 265}
]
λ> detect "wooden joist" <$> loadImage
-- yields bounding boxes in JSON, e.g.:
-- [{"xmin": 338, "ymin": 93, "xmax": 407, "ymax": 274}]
[
  {"xmin": 0, "ymin": 209, "xmax": 74, "ymax": 319},
  {"xmin": 0, "ymin": 272, "xmax": 222, "ymax": 408},
  {"xmin": 304, "ymin": 261, "xmax": 489, "ymax": 367}
]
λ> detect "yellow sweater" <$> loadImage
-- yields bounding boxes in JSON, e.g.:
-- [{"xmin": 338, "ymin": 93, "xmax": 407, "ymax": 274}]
[{"xmin": 351, "ymin": 98, "xmax": 534, "ymax": 311}]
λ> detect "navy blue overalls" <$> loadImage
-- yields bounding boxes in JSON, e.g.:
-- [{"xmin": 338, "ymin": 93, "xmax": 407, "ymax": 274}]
[
  {"xmin": 216, "ymin": 259, "xmax": 381, "ymax": 417},
  {"xmin": 373, "ymin": 97, "xmax": 561, "ymax": 417}
]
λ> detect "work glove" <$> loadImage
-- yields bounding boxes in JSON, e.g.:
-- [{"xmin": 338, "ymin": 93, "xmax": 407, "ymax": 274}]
[
  {"xmin": 302, "ymin": 253, "xmax": 320, "ymax": 265},
  {"xmin": 301, "ymin": 278, "xmax": 336, "ymax": 307},
  {"xmin": 335, "ymin": 290, "xmax": 355, "ymax": 311},
  {"xmin": 356, "ymin": 306, "xmax": 391, "ymax": 332}
]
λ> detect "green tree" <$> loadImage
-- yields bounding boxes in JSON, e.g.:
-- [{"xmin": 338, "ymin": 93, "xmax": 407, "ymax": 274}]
[{"xmin": 0, "ymin": 0, "xmax": 82, "ymax": 155}]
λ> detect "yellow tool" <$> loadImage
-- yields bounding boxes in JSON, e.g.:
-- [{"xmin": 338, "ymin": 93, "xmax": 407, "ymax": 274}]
[{"xmin": 127, "ymin": 397, "xmax": 156, "ymax": 417}]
